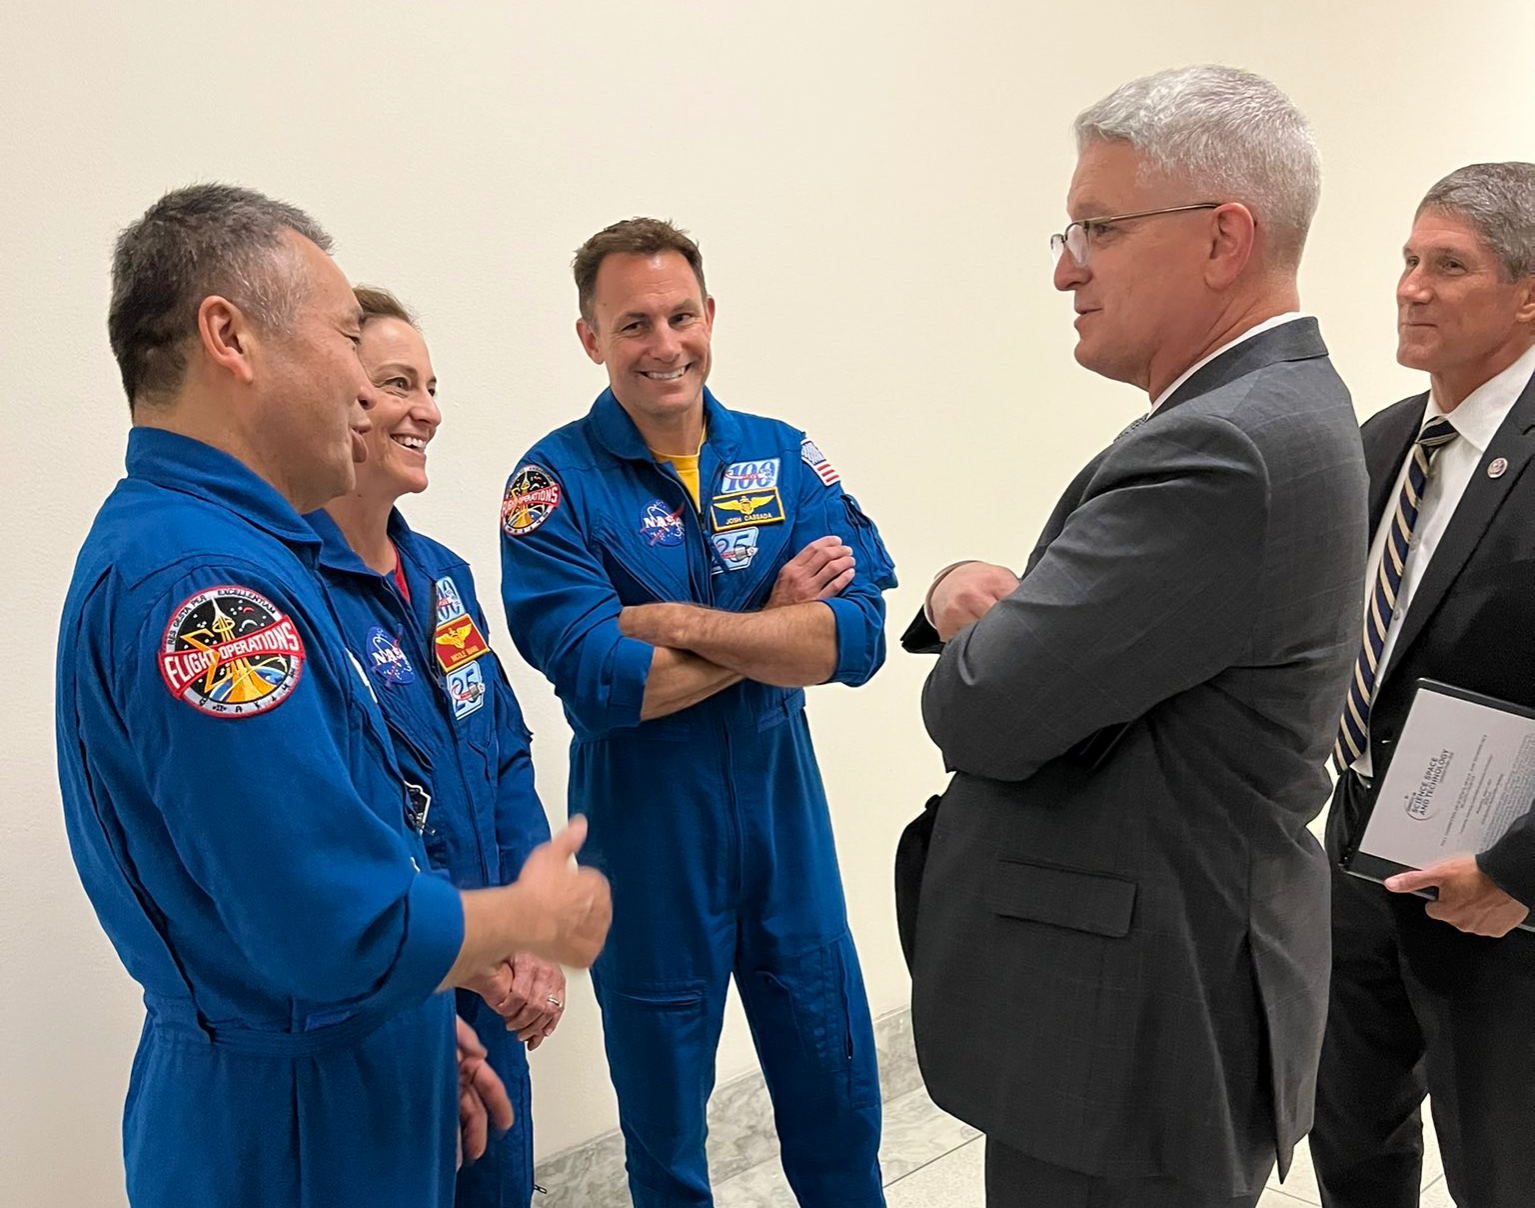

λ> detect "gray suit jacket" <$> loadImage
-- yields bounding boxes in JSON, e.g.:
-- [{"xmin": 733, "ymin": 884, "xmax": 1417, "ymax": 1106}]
[{"xmin": 909, "ymin": 319, "xmax": 1367, "ymax": 1193}]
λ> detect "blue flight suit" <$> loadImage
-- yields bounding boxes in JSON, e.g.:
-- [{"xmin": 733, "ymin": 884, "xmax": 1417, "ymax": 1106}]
[
  {"xmin": 306, "ymin": 508, "xmax": 552, "ymax": 1208},
  {"xmin": 56, "ymin": 429, "xmax": 465, "ymax": 1208},
  {"xmin": 498, "ymin": 388, "xmax": 897, "ymax": 1207}
]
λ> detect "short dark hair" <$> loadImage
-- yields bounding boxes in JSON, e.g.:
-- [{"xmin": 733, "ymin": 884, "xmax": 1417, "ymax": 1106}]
[
  {"xmin": 353, "ymin": 284, "xmax": 417, "ymax": 329},
  {"xmin": 1418, "ymin": 162, "xmax": 1535, "ymax": 282},
  {"xmin": 108, "ymin": 183, "xmax": 331, "ymax": 409},
  {"xmin": 572, "ymin": 217, "xmax": 706, "ymax": 324}
]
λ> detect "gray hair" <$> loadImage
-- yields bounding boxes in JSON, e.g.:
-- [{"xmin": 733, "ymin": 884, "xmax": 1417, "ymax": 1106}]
[
  {"xmin": 108, "ymin": 183, "xmax": 331, "ymax": 409},
  {"xmin": 1074, "ymin": 65, "xmax": 1321, "ymax": 269},
  {"xmin": 1417, "ymin": 162, "xmax": 1535, "ymax": 281}
]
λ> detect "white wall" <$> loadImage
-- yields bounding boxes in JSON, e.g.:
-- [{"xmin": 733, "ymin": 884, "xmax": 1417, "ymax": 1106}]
[{"xmin": 2, "ymin": 1, "xmax": 1532, "ymax": 1203}]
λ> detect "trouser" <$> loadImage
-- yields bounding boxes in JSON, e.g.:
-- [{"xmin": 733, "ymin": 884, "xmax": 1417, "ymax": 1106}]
[
  {"xmin": 454, "ymin": 991, "xmax": 534, "ymax": 1208},
  {"xmin": 983, "ymin": 1139, "xmax": 1264, "ymax": 1208},
  {"xmin": 1313, "ymin": 773, "xmax": 1535, "ymax": 1208},
  {"xmin": 125, "ymin": 994, "xmax": 457, "ymax": 1208},
  {"xmin": 575, "ymin": 708, "xmax": 885, "ymax": 1208}
]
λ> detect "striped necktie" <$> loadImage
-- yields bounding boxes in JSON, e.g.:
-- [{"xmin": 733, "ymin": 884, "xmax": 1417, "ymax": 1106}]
[{"xmin": 1333, "ymin": 416, "xmax": 1459, "ymax": 773}]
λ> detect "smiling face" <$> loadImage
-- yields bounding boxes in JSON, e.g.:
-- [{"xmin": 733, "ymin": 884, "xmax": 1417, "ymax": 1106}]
[
  {"xmin": 1397, "ymin": 209, "xmax": 1535, "ymax": 403},
  {"xmin": 353, "ymin": 315, "xmax": 440, "ymax": 501},
  {"xmin": 253, "ymin": 233, "xmax": 377, "ymax": 510},
  {"xmin": 1052, "ymin": 140, "xmax": 1220, "ymax": 394},
  {"xmin": 576, "ymin": 250, "xmax": 714, "ymax": 430}
]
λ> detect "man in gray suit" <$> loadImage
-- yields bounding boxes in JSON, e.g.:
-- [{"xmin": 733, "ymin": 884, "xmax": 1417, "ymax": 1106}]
[{"xmin": 900, "ymin": 66, "xmax": 1368, "ymax": 1207}]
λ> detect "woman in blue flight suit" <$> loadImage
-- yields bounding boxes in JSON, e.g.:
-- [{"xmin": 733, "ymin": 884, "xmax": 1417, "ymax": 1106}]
[{"xmin": 308, "ymin": 287, "xmax": 559, "ymax": 1207}]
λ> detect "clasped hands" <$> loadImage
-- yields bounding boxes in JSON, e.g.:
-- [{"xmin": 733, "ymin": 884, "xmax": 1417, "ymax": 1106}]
[
  {"xmin": 927, "ymin": 561, "xmax": 1021, "ymax": 641},
  {"xmin": 468, "ymin": 952, "xmax": 567, "ymax": 1049}
]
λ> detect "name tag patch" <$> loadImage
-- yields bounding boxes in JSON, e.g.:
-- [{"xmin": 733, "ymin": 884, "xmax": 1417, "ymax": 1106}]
[
  {"xmin": 720, "ymin": 458, "xmax": 780, "ymax": 492},
  {"xmin": 709, "ymin": 488, "xmax": 784, "ymax": 532},
  {"xmin": 434, "ymin": 613, "xmax": 489, "ymax": 673}
]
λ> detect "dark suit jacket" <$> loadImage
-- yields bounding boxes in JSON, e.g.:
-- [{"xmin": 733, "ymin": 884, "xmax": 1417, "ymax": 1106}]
[
  {"xmin": 907, "ymin": 320, "xmax": 1368, "ymax": 1194},
  {"xmin": 1325, "ymin": 366, "xmax": 1535, "ymax": 906}
]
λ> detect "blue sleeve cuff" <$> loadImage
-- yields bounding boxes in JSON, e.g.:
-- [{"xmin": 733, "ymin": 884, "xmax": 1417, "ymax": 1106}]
[
  {"xmin": 822, "ymin": 596, "xmax": 886, "ymax": 687},
  {"xmin": 571, "ymin": 632, "xmax": 653, "ymax": 735},
  {"xmin": 384, "ymin": 868, "xmax": 464, "ymax": 1010}
]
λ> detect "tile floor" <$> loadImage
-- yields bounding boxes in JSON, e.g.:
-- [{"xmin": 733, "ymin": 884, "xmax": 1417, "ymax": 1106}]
[{"xmin": 712, "ymin": 1085, "xmax": 1450, "ymax": 1207}]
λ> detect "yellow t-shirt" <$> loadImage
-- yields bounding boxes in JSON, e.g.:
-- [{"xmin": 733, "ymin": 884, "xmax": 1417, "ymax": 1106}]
[{"xmin": 651, "ymin": 433, "xmax": 706, "ymax": 510}]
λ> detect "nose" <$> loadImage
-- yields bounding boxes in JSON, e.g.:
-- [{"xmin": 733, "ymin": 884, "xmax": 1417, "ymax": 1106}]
[
  {"xmin": 649, "ymin": 323, "xmax": 683, "ymax": 362},
  {"xmin": 1054, "ymin": 247, "xmax": 1088, "ymax": 292},
  {"xmin": 1398, "ymin": 264, "xmax": 1431, "ymax": 306},
  {"xmin": 416, "ymin": 390, "xmax": 443, "ymax": 430},
  {"xmin": 353, "ymin": 377, "xmax": 378, "ymax": 432}
]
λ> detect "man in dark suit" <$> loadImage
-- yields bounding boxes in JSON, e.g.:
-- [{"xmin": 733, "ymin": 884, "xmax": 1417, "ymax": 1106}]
[
  {"xmin": 899, "ymin": 66, "xmax": 1368, "ymax": 1207},
  {"xmin": 1311, "ymin": 162, "xmax": 1535, "ymax": 1208}
]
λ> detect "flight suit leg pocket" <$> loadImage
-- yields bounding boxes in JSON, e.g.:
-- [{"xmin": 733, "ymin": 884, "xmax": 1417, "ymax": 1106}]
[
  {"xmin": 743, "ymin": 933, "xmax": 879, "ymax": 1111},
  {"xmin": 595, "ymin": 978, "xmax": 713, "ymax": 1131}
]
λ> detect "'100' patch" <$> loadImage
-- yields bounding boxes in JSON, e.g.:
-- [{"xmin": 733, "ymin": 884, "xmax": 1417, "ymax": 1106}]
[{"xmin": 158, "ymin": 585, "xmax": 305, "ymax": 717}]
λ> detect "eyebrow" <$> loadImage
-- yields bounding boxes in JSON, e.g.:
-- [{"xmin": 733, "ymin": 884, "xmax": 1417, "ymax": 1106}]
[
  {"xmin": 1403, "ymin": 243, "xmax": 1476, "ymax": 258},
  {"xmin": 373, "ymin": 361, "xmax": 416, "ymax": 379}
]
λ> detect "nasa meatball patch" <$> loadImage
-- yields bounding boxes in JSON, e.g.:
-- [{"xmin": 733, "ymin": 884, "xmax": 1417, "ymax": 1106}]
[
  {"xmin": 158, "ymin": 585, "xmax": 305, "ymax": 717},
  {"xmin": 501, "ymin": 464, "xmax": 563, "ymax": 538}
]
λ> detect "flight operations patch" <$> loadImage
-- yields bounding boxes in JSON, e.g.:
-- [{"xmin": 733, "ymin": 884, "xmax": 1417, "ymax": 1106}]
[
  {"xmin": 501, "ymin": 464, "xmax": 562, "ymax": 538},
  {"xmin": 158, "ymin": 585, "xmax": 305, "ymax": 717},
  {"xmin": 709, "ymin": 488, "xmax": 784, "ymax": 532}
]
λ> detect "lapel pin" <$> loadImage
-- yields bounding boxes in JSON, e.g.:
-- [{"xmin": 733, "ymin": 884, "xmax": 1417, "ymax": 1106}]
[{"xmin": 1487, "ymin": 457, "xmax": 1509, "ymax": 479}]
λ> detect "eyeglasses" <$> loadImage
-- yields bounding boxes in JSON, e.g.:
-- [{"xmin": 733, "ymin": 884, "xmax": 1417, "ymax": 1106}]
[{"xmin": 1050, "ymin": 202, "xmax": 1223, "ymax": 267}]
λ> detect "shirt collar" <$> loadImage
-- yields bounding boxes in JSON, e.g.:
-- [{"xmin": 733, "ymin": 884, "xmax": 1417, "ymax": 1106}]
[
  {"xmin": 1425, "ymin": 342, "xmax": 1535, "ymax": 454},
  {"xmin": 304, "ymin": 506, "xmax": 419, "ymax": 577},
  {"xmin": 126, "ymin": 427, "xmax": 320, "ymax": 550},
  {"xmin": 588, "ymin": 386, "xmax": 742, "ymax": 463},
  {"xmin": 1151, "ymin": 312, "xmax": 1306, "ymax": 414}
]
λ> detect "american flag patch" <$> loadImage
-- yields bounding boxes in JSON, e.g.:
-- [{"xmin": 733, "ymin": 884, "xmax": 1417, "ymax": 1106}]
[{"xmin": 800, "ymin": 438, "xmax": 840, "ymax": 487}]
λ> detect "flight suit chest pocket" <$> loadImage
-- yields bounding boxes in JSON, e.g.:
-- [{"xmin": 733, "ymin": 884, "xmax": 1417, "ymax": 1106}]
[
  {"xmin": 988, "ymin": 859, "xmax": 1137, "ymax": 938},
  {"xmin": 592, "ymin": 518, "xmax": 688, "ymax": 604}
]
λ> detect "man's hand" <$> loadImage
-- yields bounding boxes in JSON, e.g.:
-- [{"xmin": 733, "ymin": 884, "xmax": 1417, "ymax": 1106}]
[
  {"xmin": 1386, "ymin": 855, "xmax": 1531, "ymax": 937},
  {"xmin": 510, "ymin": 818, "xmax": 612, "ymax": 966},
  {"xmin": 767, "ymin": 535, "xmax": 855, "ymax": 608},
  {"xmin": 456, "ymin": 1015, "xmax": 514, "ymax": 1168},
  {"xmin": 929, "ymin": 562, "xmax": 1020, "ymax": 641}
]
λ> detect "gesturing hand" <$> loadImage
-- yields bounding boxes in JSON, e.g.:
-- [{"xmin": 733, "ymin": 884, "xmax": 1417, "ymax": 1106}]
[
  {"xmin": 929, "ymin": 562, "xmax": 1020, "ymax": 641},
  {"xmin": 1386, "ymin": 855, "xmax": 1530, "ymax": 937},
  {"xmin": 455, "ymin": 1015, "xmax": 514, "ymax": 1168},
  {"xmin": 767, "ymin": 535, "xmax": 856, "ymax": 608},
  {"xmin": 512, "ymin": 817, "xmax": 612, "ymax": 967}
]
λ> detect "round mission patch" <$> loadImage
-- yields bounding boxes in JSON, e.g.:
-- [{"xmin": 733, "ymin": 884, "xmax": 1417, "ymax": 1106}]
[
  {"xmin": 157, "ymin": 585, "xmax": 305, "ymax": 717},
  {"xmin": 501, "ymin": 464, "xmax": 562, "ymax": 537}
]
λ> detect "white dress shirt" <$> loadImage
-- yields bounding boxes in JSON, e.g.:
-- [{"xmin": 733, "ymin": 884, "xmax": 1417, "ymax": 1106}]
[{"xmin": 1354, "ymin": 341, "xmax": 1535, "ymax": 778}]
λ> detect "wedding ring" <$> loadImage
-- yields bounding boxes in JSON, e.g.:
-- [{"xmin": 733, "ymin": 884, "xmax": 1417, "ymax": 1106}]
[{"xmin": 546, "ymin": 995, "xmax": 563, "ymax": 1009}]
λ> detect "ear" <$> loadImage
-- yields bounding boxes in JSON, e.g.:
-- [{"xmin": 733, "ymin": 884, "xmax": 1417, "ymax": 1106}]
[
  {"xmin": 196, "ymin": 296, "xmax": 258, "ymax": 386},
  {"xmin": 1513, "ymin": 275, "xmax": 1535, "ymax": 327},
  {"xmin": 704, "ymin": 295, "xmax": 716, "ymax": 327},
  {"xmin": 1204, "ymin": 203, "xmax": 1257, "ymax": 290},
  {"xmin": 576, "ymin": 316, "xmax": 604, "ymax": 365}
]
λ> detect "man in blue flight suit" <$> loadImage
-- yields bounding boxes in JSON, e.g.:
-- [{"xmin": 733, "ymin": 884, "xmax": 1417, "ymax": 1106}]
[
  {"xmin": 309, "ymin": 284, "xmax": 566, "ymax": 1206},
  {"xmin": 56, "ymin": 184, "xmax": 610, "ymax": 1208},
  {"xmin": 499, "ymin": 218, "xmax": 898, "ymax": 1208}
]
